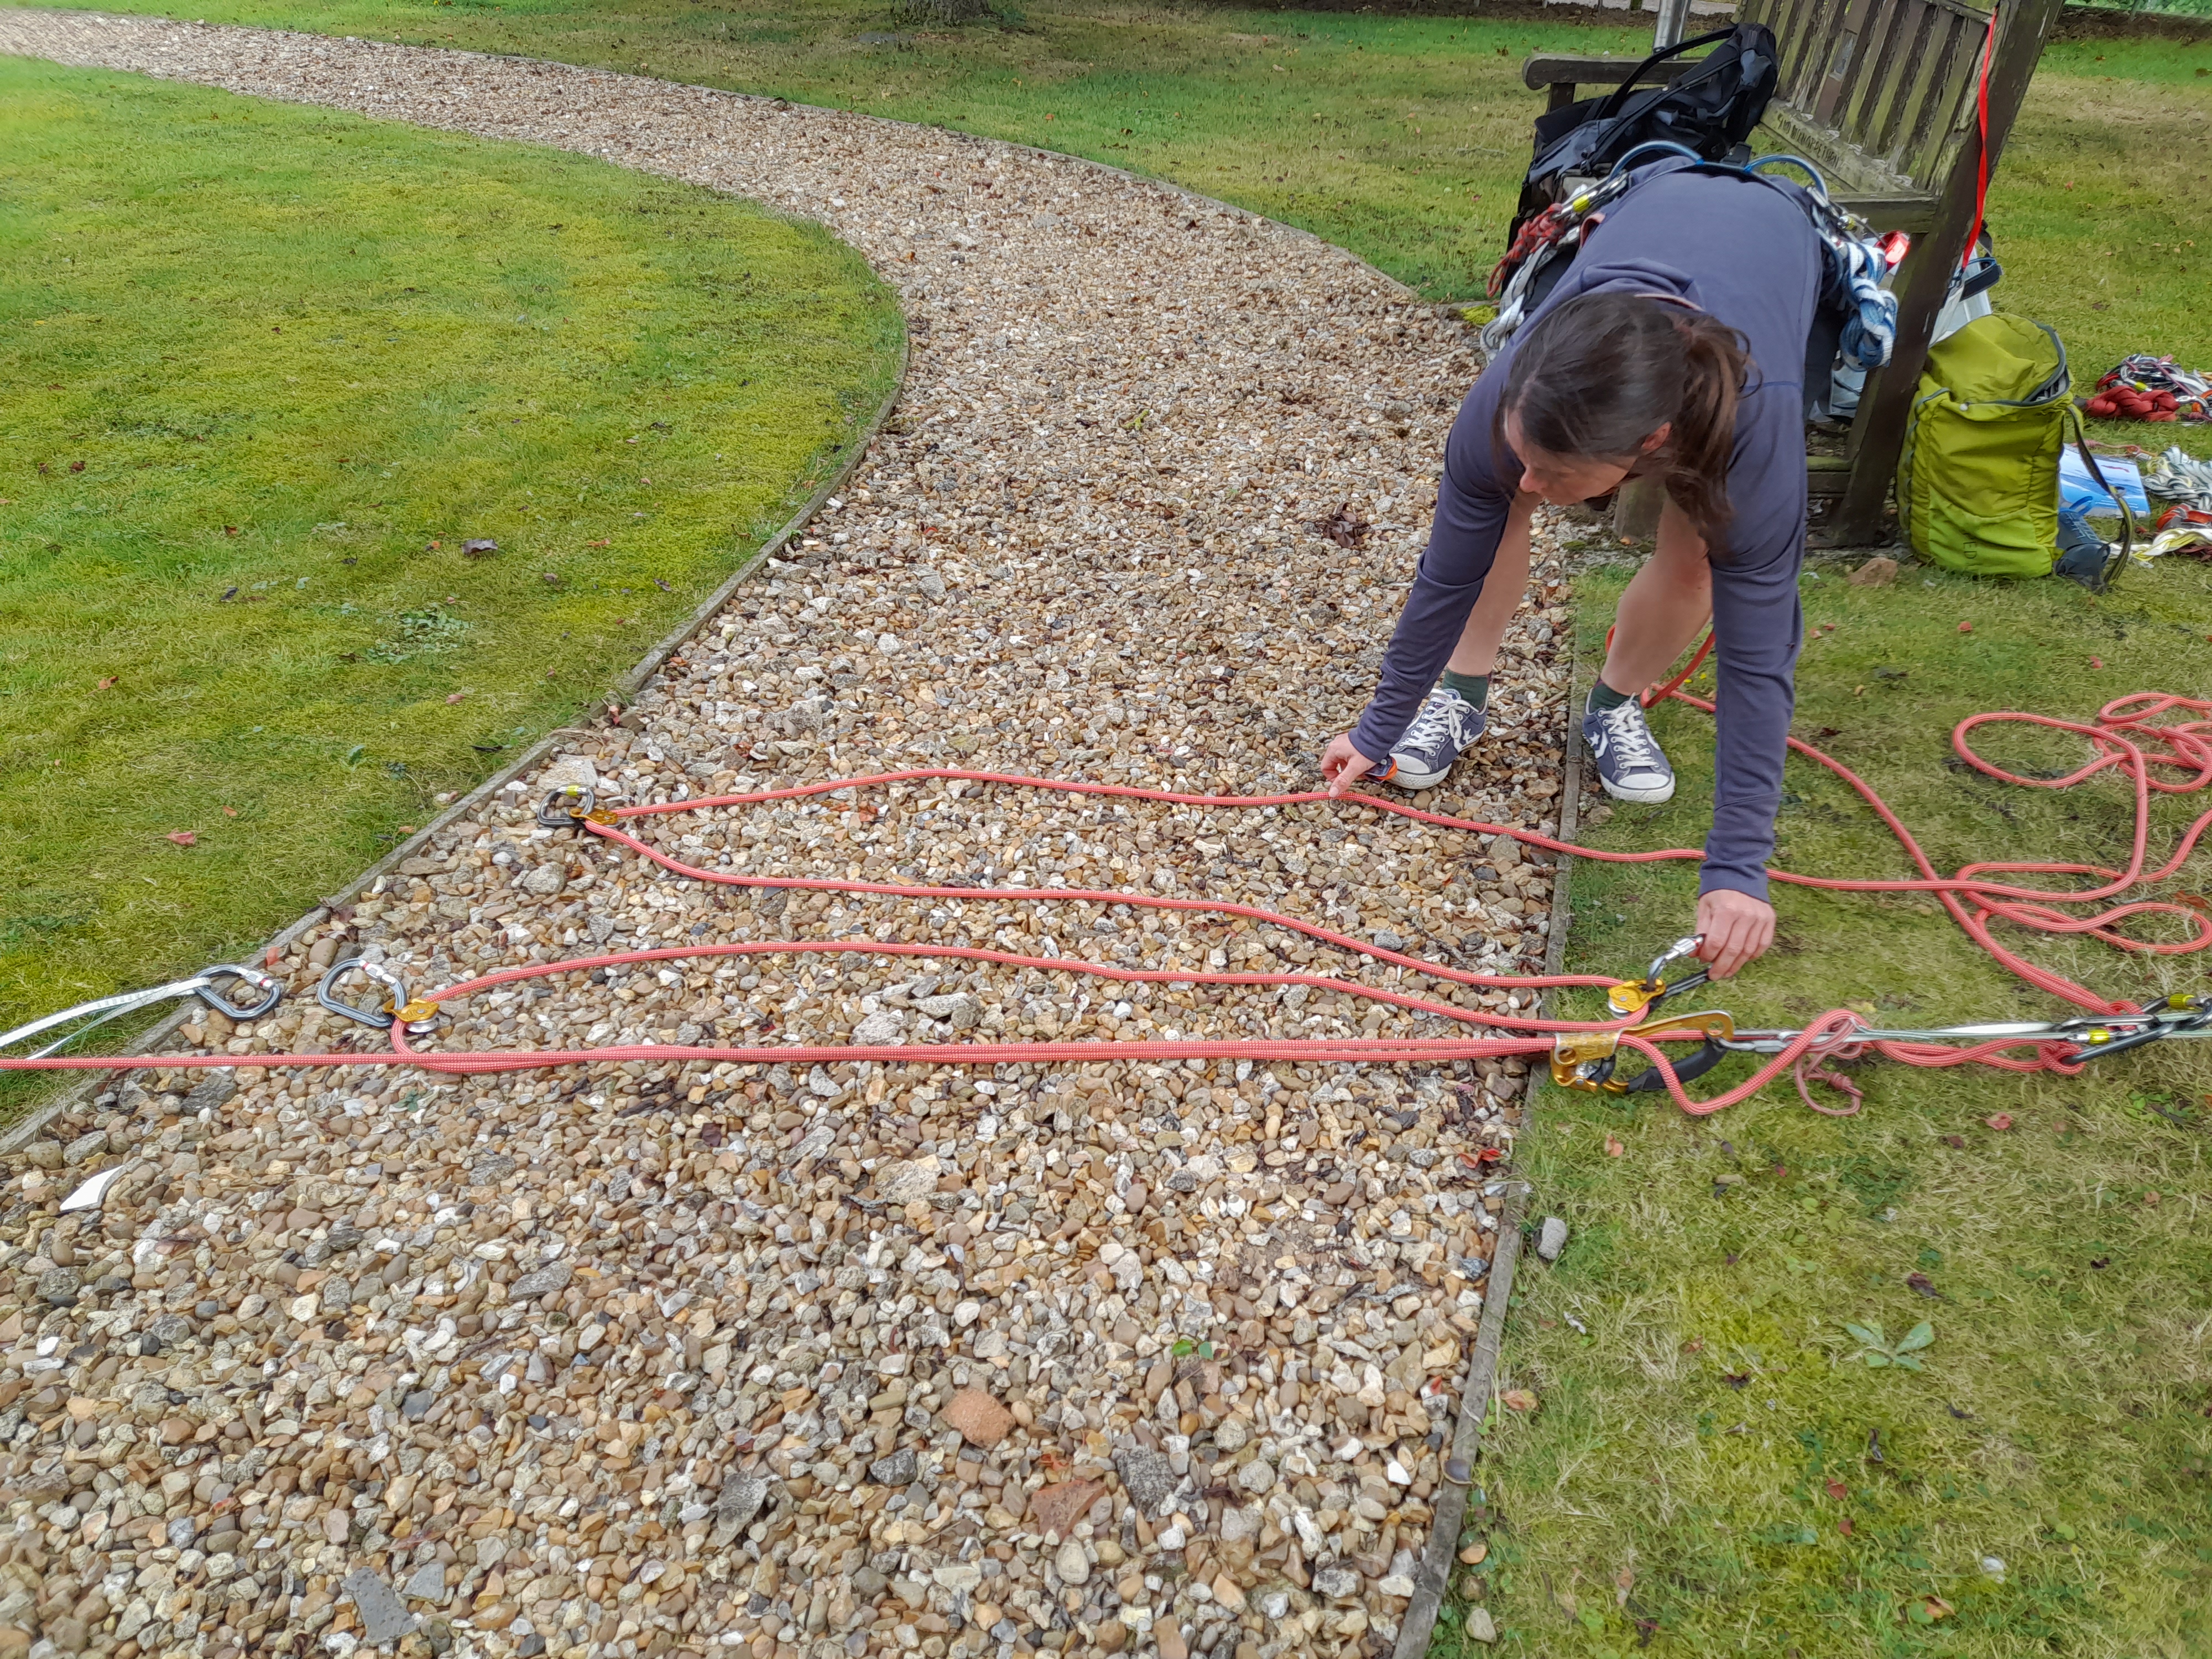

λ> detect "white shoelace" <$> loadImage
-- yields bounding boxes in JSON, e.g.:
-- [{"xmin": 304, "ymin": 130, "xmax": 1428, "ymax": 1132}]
[
  {"xmin": 1595, "ymin": 700, "xmax": 1666, "ymax": 774},
  {"xmin": 1402, "ymin": 689, "xmax": 1473, "ymax": 750}
]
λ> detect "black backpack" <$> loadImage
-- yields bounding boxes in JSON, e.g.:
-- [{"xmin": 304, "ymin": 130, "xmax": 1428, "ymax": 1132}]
[{"xmin": 1511, "ymin": 24, "xmax": 1781, "ymax": 241}]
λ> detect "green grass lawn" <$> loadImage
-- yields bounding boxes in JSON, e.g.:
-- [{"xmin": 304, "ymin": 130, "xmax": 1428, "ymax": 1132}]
[
  {"xmin": 17, "ymin": 0, "xmax": 2210, "ymax": 460},
  {"xmin": 7, "ymin": 3, "xmax": 2212, "ymax": 1639},
  {"xmin": 0, "ymin": 55, "xmax": 900, "ymax": 1083},
  {"xmin": 1430, "ymin": 554, "xmax": 2212, "ymax": 1657}
]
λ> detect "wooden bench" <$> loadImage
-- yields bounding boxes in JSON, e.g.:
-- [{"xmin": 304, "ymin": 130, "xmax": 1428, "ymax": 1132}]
[{"xmin": 1522, "ymin": 0, "xmax": 2065, "ymax": 546}]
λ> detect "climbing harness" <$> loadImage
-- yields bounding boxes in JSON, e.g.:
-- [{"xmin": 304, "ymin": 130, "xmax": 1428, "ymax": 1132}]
[
  {"xmin": 4, "ymin": 687, "xmax": 2209, "ymax": 1118},
  {"xmin": 1482, "ymin": 144, "xmax": 1898, "ymax": 374}
]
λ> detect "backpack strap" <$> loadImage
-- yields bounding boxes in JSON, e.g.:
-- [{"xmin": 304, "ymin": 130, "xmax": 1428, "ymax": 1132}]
[
  {"xmin": 1588, "ymin": 26, "xmax": 1744, "ymax": 122},
  {"xmin": 2060, "ymin": 403, "xmax": 2136, "ymax": 589}
]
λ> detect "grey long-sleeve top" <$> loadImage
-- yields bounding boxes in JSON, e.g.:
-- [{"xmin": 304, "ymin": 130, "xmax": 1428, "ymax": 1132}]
[{"xmin": 1350, "ymin": 163, "xmax": 1822, "ymax": 901}]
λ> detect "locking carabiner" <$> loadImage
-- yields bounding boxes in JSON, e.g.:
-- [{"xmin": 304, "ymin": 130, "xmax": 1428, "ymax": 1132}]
[
  {"xmin": 316, "ymin": 959, "xmax": 409, "ymax": 1030},
  {"xmin": 538, "ymin": 783, "xmax": 614, "ymax": 831},
  {"xmin": 1606, "ymin": 933, "xmax": 1711, "ymax": 1018}
]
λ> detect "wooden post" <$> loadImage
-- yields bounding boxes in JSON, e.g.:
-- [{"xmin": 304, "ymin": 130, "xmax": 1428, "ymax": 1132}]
[
  {"xmin": 1651, "ymin": 0, "xmax": 1695, "ymax": 50},
  {"xmin": 1613, "ymin": 476, "xmax": 1666, "ymax": 542},
  {"xmin": 1828, "ymin": 0, "xmax": 2065, "ymax": 546}
]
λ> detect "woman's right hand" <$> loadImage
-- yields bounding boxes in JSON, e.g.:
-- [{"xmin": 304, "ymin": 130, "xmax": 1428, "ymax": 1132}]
[{"xmin": 1321, "ymin": 733, "xmax": 1377, "ymax": 798}]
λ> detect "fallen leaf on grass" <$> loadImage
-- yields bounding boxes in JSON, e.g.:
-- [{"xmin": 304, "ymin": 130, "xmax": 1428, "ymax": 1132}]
[
  {"xmin": 1957, "ymin": 620, "xmax": 1973, "ymax": 633},
  {"xmin": 1500, "ymin": 1389, "xmax": 1539, "ymax": 1413},
  {"xmin": 2089, "ymin": 656, "xmax": 2104, "ymax": 669},
  {"xmin": 1986, "ymin": 1113, "xmax": 2013, "ymax": 1130},
  {"xmin": 165, "ymin": 831, "xmax": 196, "ymax": 847},
  {"xmin": 1604, "ymin": 1135, "xmax": 1625, "ymax": 1157},
  {"xmin": 220, "ymin": 806, "xmax": 238, "ymax": 818},
  {"xmin": 446, "ymin": 690, "xmax": 470, "ymax": 704},
  {"xmin": 1825, "ymin": 1479, "xmax": 1849, "ymax": 1500},
  {"xmin": 1906, "ymin": 1272, "xmax": 1942, "ymax": 1298},
  {"xmin": 1839, "ymin": 1516, "xmax": 1854, "ymax": 1536},
  {"xmin": 2143, "ymin": 1190, "xmax": 2162, "ymax": 1207},
  {"xmin": 462, "ymin": 539, "xmax": 499, "ymax": 557},
  {"xmin": 96, "ymin": 676, "xmax": 117, "ymax": 690},
  {"xmin": 587, "ymin": 538, "xmax": 611, "ymax": 547}
]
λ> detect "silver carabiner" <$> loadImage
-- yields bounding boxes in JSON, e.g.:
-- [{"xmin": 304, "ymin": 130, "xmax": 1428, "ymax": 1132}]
[
  {"xmin": 1646, "ymin": 934, "xmax": 1707, "ymax": 985},
  {"xmin": 316, "ymin": 959, "xmax": 407, "ymax": 1030},
  {"xmin": 0, "ymin": 964, "xmax": 281, "ymax": 1061},
  {"xmin": 196, "ymin": 965, "xmax": 283, "ymax": 1021}
]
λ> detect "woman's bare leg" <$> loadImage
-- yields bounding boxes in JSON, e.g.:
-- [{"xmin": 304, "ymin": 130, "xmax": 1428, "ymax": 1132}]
[
  {"xmin": 1599, "ymin": 499, "xmax": 1712, "ymax": 696},
  {"xmin": 1444, "ymin": 492, "xmax": 1537, "ymax": 676}
]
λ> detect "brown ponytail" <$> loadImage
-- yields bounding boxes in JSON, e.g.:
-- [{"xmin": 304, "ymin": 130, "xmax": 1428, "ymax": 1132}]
[{"xmin": 1499, "ymin": 290, "xmax": 1752, "ymax": 545}]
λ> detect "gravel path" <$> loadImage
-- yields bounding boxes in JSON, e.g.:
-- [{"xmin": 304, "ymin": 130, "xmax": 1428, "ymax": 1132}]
[{"xmin": 1, "ymin": 14, "xmax": 1571, "ymax": 1659}]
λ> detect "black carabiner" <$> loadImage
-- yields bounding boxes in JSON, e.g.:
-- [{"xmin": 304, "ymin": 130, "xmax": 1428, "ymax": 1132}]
[
  {"xmin": 2073, "ymin": 1007, "xmax": 2211, "ymax": 1064},
  {"xmin": 194, "ymin": 966, "xmax": 283, "ymax": 1022},
  {"xmin": 316, "ymin": 959, "xmax": 404, "ymax": 1030},
  {"xmin": 539, "ymin": 783, "xmax": 597, "ymax": 830},
  {"xmin": 1618, "ymin": 1037, "xmax": 1731, "ymax": 1093}
]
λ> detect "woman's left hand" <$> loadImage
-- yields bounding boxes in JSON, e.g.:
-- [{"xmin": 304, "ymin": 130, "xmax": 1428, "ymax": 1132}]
[
  {"xmin": 1321, "ymin": 733, "xmax": 1378, "ymax": 799},
  {"xmin": 1694, "ymin": 889, "xmax": 1775, "ymax": 979}
]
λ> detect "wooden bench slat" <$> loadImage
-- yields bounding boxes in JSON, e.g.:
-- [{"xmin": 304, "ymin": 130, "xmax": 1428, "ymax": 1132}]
[
  {"xmin": 1904, "ymin": 8, "xmax": 1979, "ymax": 183},
  {"xmin": 1822, "ymin": 0, "xmax": 1895, "ymax": 131},
  {"xmin": 1854, "ymin": 0, "xmax": 1945, "ymax": 177},
  {"xmin": 1844, "ymin": 0, "xmax": 1918, "ymax": 160},
  {"xmin": 1519, "ymin": 53, "xmax": 1709, "ymax": 92},
  {"xmin": 1809, "ymin": 0, "xmax": 1875, "ymax": 124},
  {"xmin": 1831, "ymin": 192, "xmax": 1938, "ymax": 232},
  {"xmin": 1865, "ymin": 0, "xmax": 1940, "ymax": 164}
]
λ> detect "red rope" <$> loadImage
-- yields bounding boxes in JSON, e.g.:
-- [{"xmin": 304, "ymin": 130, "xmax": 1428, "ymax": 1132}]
[{"xmin": 4, "ymin": 688, "xmax": 2206, "ymax": 1114}]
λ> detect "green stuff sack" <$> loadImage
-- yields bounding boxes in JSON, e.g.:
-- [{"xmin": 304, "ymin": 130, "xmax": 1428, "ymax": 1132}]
[{"xmin": 1895, "ymin": 314, "xmax": 2072, "ymax": 578}]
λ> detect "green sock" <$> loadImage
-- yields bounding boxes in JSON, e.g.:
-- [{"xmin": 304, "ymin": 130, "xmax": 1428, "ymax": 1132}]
[
  {"xmin": 1439, "ymin": 670, "xmax": 1490, "ymax": 710},
  {"xmin": 1588, "ymin": 678, "xmax": 1636, "ymax": 712}
]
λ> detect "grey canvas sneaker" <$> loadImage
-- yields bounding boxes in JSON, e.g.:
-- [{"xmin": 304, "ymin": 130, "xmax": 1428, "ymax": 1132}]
[
  {"xmin": 1582, "ymin": 696, "xmax": 1677, "ymax": 803},
  {"xmin": 1387, "ymin": 685, "xmax": 1488, "ymax": 789}
]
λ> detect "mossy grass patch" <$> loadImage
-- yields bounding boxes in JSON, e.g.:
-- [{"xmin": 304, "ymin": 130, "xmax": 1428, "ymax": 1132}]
[
  {"xmin": 1434, "ymin": 551, "xmax": 2212, "ymax": 1655},
  {"xmin": 0, "ymin": 55, "xmax": 900, "ymax": 1107}
]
